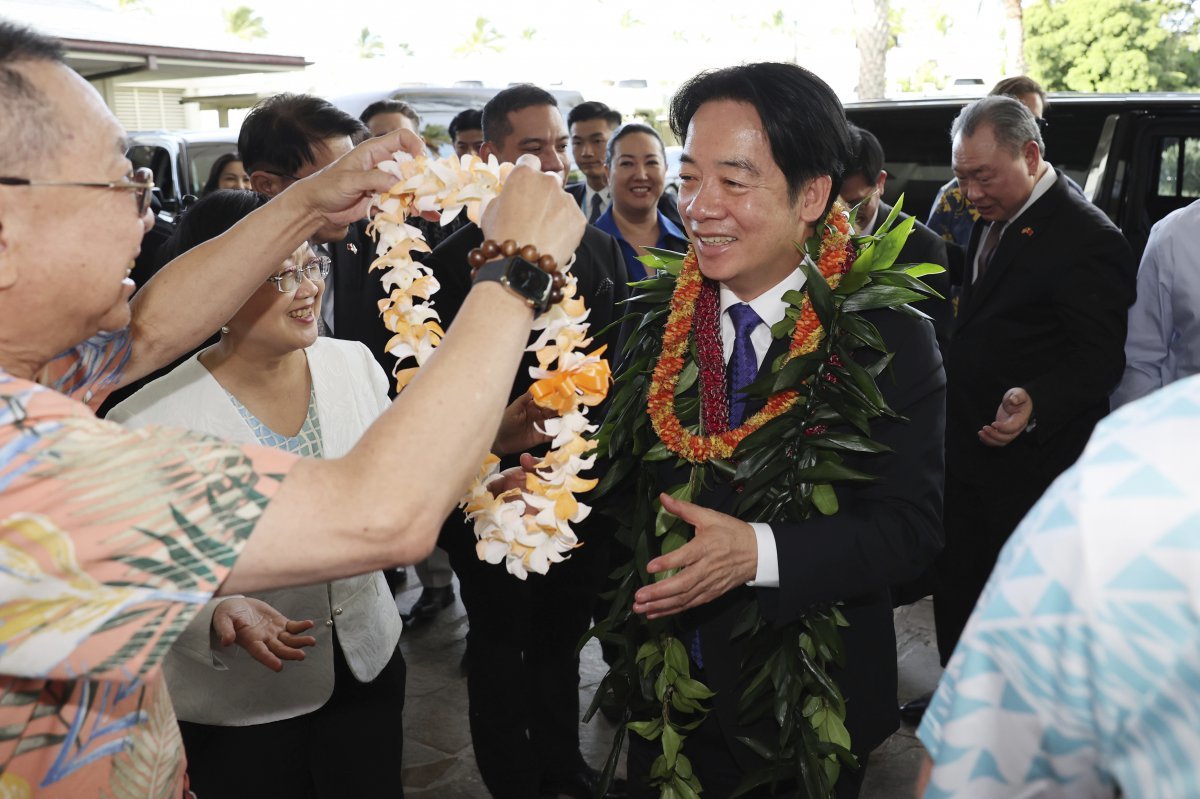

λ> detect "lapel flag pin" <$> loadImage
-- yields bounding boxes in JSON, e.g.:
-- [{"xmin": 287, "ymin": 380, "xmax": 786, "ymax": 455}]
[
  {"xmin": 1021, "ymin": 227, "xmax": 1034, "ymax": 237},
  {"xmin": 347, "ymin": 243, "xmax": 358, "ymax": 254}
]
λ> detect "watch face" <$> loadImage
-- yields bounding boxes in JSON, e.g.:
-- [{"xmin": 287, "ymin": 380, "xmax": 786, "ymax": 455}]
[{"xmin": 507, "ymin": 258, "xmax": 553, "ymax": 299}]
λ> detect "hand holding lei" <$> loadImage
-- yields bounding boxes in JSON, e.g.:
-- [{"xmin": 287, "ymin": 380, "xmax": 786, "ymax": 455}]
[{"xmin": 366, "ymin": 151, "xmax": 611, "ymax": 579}]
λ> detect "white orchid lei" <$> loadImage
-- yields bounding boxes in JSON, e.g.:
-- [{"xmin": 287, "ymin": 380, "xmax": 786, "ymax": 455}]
[{"xmin": 365, "ymin": 151, "xmax": 611, "ymax": 579}]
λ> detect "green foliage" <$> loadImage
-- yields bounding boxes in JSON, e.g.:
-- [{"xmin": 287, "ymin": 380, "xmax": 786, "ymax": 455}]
[
  {"xmin": 454, "ymin": 17, "xmax": 504, "ymax": 56},
  {"xmin": 223, "ymin": 6, "xmax": 266, "ymax": 40},
  {"xmin": 1025, "ymin": 0, "xmax": 1200, "ymax": 91},
  {"xmin": 356, "ymin": 27, "xmax": 384, "ymax": 59}
]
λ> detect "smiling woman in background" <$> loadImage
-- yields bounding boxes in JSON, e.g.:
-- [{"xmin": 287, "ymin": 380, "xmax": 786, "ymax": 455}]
[
  {"xmin": 107, "ymin": 189, "xmax": 407, "ymax": 799},
  {"xmin": 594, "ymin": 122, "xmax": 689, "ymax": 280},
  {"xmin": 202, "ymin": 152, "xmax": 252, "ymax": 195}
]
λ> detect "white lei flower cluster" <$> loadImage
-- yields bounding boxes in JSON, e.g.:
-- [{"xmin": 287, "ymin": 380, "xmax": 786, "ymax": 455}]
[{"xmin": 367, "ymin": 151, "xmax": 610, "ymax": 579}]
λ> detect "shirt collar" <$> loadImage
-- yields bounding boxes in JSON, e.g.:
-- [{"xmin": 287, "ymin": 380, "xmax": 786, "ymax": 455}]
[
  {"xmin": 718, "ymin": 261, "xmax": 809, "ymax": 329},
  {"xmin": 1003, "ymin": 163, "xmax": 1056, "ymax": 228},
  {"xmin": 584, "ymin": 184, "xmax": 611, "ymax": 207}
]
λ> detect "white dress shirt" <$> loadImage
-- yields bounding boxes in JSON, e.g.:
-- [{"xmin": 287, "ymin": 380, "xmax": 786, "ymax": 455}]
[
  {"xmin": 1112, "ymin": 198, "xmax": 1200, "ymax": 407},
  {"xmin": 718, "ymin": 266, "xmax": 807, "ymax": 588},
  {"xmin": 583, "ymin": 184, "xmax": 611, "ymax": 219},
  {"xmin": 970, "ymin": 163, "xmax": 1057, "ymax": 283}
]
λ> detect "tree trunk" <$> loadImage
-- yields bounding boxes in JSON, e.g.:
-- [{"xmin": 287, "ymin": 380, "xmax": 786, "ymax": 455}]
[
  {"xmin": 853, "ymin": 0, "xmax": 890, "ymax": 100},
  {"xmin": 1003, "ymin": 0, "xmax": 1026, "ymax": 76}
]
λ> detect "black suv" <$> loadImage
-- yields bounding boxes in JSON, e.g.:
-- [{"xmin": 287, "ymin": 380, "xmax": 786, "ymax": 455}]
[{"xmin": 845, "ymin": 93, "xmax": 1200, "ymax": 258}]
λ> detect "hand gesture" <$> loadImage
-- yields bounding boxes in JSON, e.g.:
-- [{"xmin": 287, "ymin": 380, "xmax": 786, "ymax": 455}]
[
  {"xmin": 493, "ymin": 392, "xmax": 557, "ymax": 456},
  {"xmin": 212, "ymin": 597, "xmax": 317, "ymax": 673},
  {"xmin": 632, "ymin": 493, "xmax": 759, "ymax": 620},
  {"xmin": 979, "ymin": 386, "xmax": 1033, "ymax": 447},
  {"xmin": 480, "ymin": 155, "xmax": 586, "ymax": 266},
  {"xmin": 289, "ymin": 127, "xmax": 428, "ymax": 229}
]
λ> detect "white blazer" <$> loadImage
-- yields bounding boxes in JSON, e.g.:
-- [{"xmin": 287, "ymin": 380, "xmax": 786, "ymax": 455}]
[{"xmin": 107, "ymin": 337, "xmax": 404, "ymax": 726}]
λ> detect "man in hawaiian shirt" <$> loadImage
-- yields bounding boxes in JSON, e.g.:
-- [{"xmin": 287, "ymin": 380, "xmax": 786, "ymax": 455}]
[{"xmin": 0, "ymin": 21, "xmax": 583, "ymax": 798}]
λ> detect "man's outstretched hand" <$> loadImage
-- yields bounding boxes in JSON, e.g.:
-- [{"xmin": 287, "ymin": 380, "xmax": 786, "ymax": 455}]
[
  {"xmin": 979, "ymin": 386, "xmax": 1033, "ymax": 447},
  {"xmin": 632, "ymin": 493, "xmax": 759, "ymax": 619},
  {"xmin": 212, "ymin": 597, "xmax": 317, "ymax": 672}
]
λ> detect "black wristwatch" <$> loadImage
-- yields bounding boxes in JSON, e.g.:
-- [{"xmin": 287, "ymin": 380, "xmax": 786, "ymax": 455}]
[{"xmin": 473, "ymin": 256, "xmax": 554, "ymax": 313}]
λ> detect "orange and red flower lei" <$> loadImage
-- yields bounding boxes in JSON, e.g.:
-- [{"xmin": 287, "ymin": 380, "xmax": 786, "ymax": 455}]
[{"xmin": 647, "ymin": 204, "xmax": 854, "ymax": 463}]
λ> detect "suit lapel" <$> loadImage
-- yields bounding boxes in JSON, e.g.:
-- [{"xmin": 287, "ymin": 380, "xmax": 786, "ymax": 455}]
[{"xmin": 954, "ymin": 172, "xmax": 1066, "ymax": 329}]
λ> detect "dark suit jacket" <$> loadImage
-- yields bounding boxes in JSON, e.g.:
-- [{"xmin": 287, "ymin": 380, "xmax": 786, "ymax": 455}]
[
  {"xmin": 634, "ymin": 307, "xmax": 946, "ymax": 764},
  {"xmin": 874, "ymin": 202, "xmax": 952, "ymax": 350},
  {"xmin": 424, "ymin": 222, "xmax": 631, "ymax": 551},
  {"xmin": 326, "ymin": 220, "xmax": 397, "ymax": 396},
  {"xmin": 566, "ymin": 181, "xmax": 686, "ymax": 232},
  {"xmin": 945, "ymin": 171, "xmax": 1136, "ymax": 486}
]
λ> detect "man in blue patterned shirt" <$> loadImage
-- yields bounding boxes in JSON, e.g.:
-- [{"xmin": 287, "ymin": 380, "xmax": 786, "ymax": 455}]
[{"xmin": 917, "ymin": 374, "xmax": 1200, "ymax": 797}]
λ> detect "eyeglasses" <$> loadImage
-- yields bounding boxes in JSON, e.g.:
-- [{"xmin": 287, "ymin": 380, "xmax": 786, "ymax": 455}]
[
  {"xmin": 260, "ymin": 169, "xmax": 301, "ymax": 183},
  {"xmin": 0, "ymin": 167, "xmax": 154, "ymax": 215},
  {"xmin": 266, "ymin": 255, "xmax": 331, "ymax": 293}
]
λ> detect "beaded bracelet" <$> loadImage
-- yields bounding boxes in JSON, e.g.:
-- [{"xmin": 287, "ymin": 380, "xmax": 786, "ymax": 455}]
[{"xmin": 468, "ymin": 238, "xmax": 567, "ymax": 305}]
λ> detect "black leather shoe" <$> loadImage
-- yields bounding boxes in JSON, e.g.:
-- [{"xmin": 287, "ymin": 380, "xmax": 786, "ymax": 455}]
[
  {"xmin": 899, "ymin": 692, "xmax": 932, "ymax": 726},
  {"xmin": 401, "ymin": 586, "xmax": 455, "ymax": 627},
  {"xmin": 540, "ymin": 766, "xmax": 627, "ymax": 799}
]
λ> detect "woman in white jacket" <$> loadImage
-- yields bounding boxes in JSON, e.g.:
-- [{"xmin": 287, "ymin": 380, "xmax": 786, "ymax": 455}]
[{"xmin": 108, "ymin": 190, "xmax": 407, "ymax": 798}]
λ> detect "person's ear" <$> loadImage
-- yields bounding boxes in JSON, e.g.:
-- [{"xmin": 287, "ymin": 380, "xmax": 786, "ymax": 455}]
[
  {"xmin": 797, "ymin": 175, "xmax": 833, "ymax": 226},
  {"xmin": 0, "ymin": 215, "xmax": 17, "ymax": 291},
  {"xmin": 479, "ymin": 142, "xmax": 497, "ymax": 163},
  {"xmin": 1023, "ymin": 140, "xmax": 1041, "ymax": 177},
  {"xmin": 250, "ymin": 171, "xmax": 284, "ymax": 197},
  {"xmin": 877, "ymin": 169, "xmax": 889, "ymax": 194}
]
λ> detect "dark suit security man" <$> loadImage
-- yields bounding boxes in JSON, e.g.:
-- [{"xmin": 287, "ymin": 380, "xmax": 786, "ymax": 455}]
[
  {"xmin": 839, "ymin": 123, "xmax": 952, "ymax": 351},
  {"xmin": 424, "ymin": 85, "xmax": 630, "ymax": 799},
  {"xmin": 933, "ymin": 96, "xmax": 1136, "ymax": 664}
]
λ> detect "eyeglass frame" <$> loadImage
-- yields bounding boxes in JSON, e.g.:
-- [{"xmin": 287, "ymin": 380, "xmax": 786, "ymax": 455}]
[
  {"xmin": 0, "ymin": 167, "xmax": 155, "ymax": 215},
  {"xmin": 266, "ymin": 254, "xmax": 331, "ymax": 293},
  {"xmin": 259, "ymin": 169, "xmax": 302, "ymax": 183}
]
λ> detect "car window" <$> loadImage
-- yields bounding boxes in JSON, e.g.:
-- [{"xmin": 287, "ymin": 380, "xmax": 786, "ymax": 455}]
[
  {"xmin": 187, "ymin": 143, "xmax": 241, "ymax": 198},
  {"xmin": 127, "ymin": 144, "xmax": 174, "ymax": 203},
  {"xmin": 1155, "ymin": 136, "xmax": 1200, "ymax": 198}
]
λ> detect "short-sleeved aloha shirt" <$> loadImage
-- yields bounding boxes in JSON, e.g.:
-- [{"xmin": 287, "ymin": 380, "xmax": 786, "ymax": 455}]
[
  {"xmin": 919, "ymin": 375, "xmax": 1200, "ymax": 798},
  {"xmin": 0, "ymin": 330, "xmax": 296, "ymax": 798},
  {"xmin": 925, "ymin": 177, "xmax": 980, "ymax": 250}
]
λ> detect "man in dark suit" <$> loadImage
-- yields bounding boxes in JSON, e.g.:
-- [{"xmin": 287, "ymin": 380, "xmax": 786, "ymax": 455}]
[
  {"xmin": 424, "ymin": 85, "xmax": 630, "ymax": 799},
  {"xmin": 840, "ymin": 123, "xmax": 951, "ymax": 351},
  {"xmin": 239, "ymin": 94, "xmax": 394, "ymax": 389},
  {"xmin": 933, "ymin": 96, "xmax": 1136, "ymax": 664},
  {"xmin": 566, "ymin": 100, "xmax": 685, "ymax": 231},
  {"xmin": 623, "ymin": 63, "xmax": 946, "ymax": 799}
]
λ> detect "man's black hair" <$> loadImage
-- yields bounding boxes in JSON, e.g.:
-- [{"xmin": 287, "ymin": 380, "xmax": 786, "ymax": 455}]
[
  {"xmin": 0, "ymin": 21, "xmax": 66, "ymax": 174},
  {"xmin": 567, "ymin": 101, "xmax": 622, "ymax": 131},
  {"xmin": 670, "ymin": 62, "xmax": 850, "ymax": 208},
  {"xmin": 449, "ymin": 108, "xmax": 483, "ymax": 141},
  {"xmin": 843, "ymin": 124, "xmax": 885, "ymax": 184},
  {"xmin": 239, "ymin": 93, "xmax": 367, "ymax": 176},
  {"xmin": 482, "ymin": 84, "xmax": 557, "ymax": 147},
  {"xmin": 360, "ymin": 99, "xmax": 420, "ymax": 130}
]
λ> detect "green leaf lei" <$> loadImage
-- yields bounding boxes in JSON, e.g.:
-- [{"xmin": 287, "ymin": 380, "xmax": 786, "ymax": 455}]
[{"xmin": 585, "ymin": 198, "xmax": 943, "ymax": 798}]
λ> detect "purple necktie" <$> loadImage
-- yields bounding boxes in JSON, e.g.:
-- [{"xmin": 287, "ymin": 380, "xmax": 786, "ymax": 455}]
[{"xmin": 727, "ymin": 303, "xmax": 763, "ymax": 427}]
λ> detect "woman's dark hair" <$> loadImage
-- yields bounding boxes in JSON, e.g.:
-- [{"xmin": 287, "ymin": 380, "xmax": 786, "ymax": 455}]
[
  {"xmin": 360, "ymin": 99, "xmax": 421, "ymax": 131},
  {"xmin": 604, "ymin": 122, "xmax": 666, "ymax": 166},
  {"xmin": 201, "ymin": 153, "xmax": 244, "ymax": 196},
  {"xmin": 156, "ymin": 190, "xmax": 270, "ymax": 267},
  {"xmin": 670, "ymin": 62, "xmax": 850, "ymax": 209}
]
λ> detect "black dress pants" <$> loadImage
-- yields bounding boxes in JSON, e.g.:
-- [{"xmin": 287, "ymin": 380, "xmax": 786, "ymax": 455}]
[
  {"xmin": 179, "ymin": 639, "xmax": 406, "ymax": 799},
  {"xmin": 443, "ymin": 521, "xmax": 609, "ymax": 798},
  {"xmin": 933, "ymin": 469, "xmax": 1050, "ymax": 664}
]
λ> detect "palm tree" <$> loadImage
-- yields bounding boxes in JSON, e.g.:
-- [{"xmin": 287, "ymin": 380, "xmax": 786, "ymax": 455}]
[
  {"xmin": 357, "ymin": 27, "xmax": 384, "ymax": 59},
  {"xmin": 454, "ymin": 17, "xmax": 504, "ymax": 56},
  {"xmin": 852, "ymin": 0, "xmax": 890, "ymax": 100},
  {"xmin": 223, "ymin": 6, "xmax": 267, "ymax": 41},
  {"xmin": 1002, "ymin": 0, "xmax": 1026, "ymax": 75}
]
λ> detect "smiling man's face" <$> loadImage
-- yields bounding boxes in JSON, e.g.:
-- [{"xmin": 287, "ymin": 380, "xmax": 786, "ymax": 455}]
[{"xmin": 677, "ymin": 99, "xmax": 826, "ymax": 301}]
